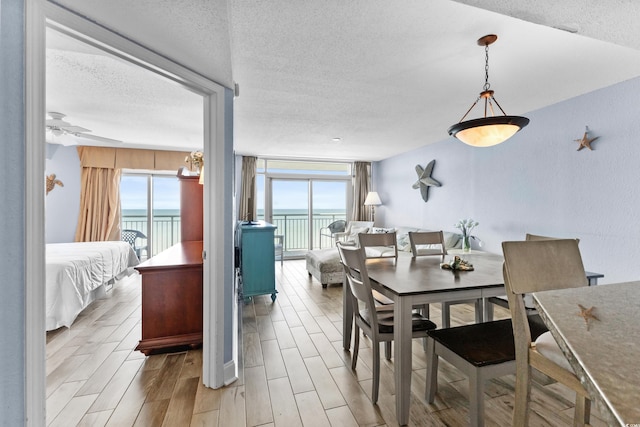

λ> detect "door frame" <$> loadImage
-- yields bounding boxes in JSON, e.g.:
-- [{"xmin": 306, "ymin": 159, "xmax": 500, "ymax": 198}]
[{"xmin": 26, "ymin": 2, "xmax": 231, "ymax": 424}]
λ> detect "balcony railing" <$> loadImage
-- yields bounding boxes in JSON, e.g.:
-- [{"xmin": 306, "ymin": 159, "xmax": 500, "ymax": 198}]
[
  {"xmin": 122, "ymin": 214, "xmax": 181, "ymax": 256},
  {"xmin": 270, "ymin": 213, "xmax": 347, "ymax": 252},
  {"xmin": 124, "ymin": 212, "xmax": 346, "ymax": 259}
]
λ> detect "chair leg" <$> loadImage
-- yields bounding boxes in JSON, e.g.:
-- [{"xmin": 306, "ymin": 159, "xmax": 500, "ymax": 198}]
[
  {"xmin": 384, "ymin": 341, "xmax": 392, "ymax": 360},
  {"xmin": 372, "ymin": 339, "xmax": 380, "ymax": 404},
  {"xmin": 513, "ymin": 363, "xmax": 532, "ymax": 426},
  {"xmin": 351, "ymin": 324, "xmax": 360, "ymax": 370},
  {"xmin": 573, "ymin": 395, "xmax": 591, "ymax": 427},
  {"xmin": 425, "ymin": 337, "xmax": 439, "ymax": 402},
  {"xmin": 468, "ymin": 369, "xmax": 484, "ymax": 427}
]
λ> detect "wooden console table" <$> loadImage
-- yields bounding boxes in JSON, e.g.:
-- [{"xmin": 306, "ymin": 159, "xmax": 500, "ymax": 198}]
[{"xmin": 134, "ymin": 240, "xmax": 203, "ymax": 355}]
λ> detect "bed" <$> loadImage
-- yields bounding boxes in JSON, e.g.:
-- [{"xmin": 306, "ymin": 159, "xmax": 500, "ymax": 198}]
[{"xmin": 46, "ymin": 241, "xmax": 139, "ymax": 331}]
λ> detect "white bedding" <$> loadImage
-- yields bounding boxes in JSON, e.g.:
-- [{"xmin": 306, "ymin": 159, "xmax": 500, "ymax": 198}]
[{"xmin": 46, "ymin": 241, "xmax": 139, "ymax": 331}]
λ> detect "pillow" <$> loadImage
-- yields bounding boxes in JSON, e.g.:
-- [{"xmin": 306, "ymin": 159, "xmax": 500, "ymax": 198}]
[
  {"xmin": 371, "ymin": 227, "xmax": 396, "ymax": 234},
  {"xmin": 344, "ymin": 226, "xmax": 369, "ymax": 244},
  {"xmin": 443, "ymin": 232, "xmax": 461, "ymax": 249},
  {"xmin": 395, "ymin": 227, "xmax": 418, "ymax": 252}
]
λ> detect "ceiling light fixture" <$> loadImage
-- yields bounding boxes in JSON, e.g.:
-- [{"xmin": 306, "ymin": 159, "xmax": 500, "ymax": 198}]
[{"xmin": 448, "ymin": 34, "xmax": 529, "ymax": 147}]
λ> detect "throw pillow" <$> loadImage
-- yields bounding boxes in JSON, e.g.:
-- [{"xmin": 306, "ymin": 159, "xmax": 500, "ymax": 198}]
[{"xmin": 371, "ymin": 227, "xmax": 396, "ymax": 234}]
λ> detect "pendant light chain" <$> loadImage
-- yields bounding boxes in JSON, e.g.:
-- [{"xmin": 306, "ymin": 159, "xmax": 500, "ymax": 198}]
[{"xmin": 484, "ymin": 43, "xmax": 491, "ymax": 92}]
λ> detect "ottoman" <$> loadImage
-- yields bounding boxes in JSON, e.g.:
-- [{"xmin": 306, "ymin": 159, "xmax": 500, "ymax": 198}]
[{"xmin": 305, "ymin": 248, "xmax": 344, "ymax": 288}]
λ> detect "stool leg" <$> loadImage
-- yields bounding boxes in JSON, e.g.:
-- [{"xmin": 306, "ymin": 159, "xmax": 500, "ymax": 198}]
[{"xmin": 468, "ymin": 369, "xmax": 484, "ymax": 427}]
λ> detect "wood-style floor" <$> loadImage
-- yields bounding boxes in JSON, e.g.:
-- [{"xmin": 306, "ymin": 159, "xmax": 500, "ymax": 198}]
[{"xmin": 46, "ymin": 260, "xmax": 608, "ymax": 426}]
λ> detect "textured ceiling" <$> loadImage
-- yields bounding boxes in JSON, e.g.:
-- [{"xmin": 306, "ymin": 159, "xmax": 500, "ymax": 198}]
[{"xmin": 47, "ymin": 1, "xmax": 640, "ymax": 159}]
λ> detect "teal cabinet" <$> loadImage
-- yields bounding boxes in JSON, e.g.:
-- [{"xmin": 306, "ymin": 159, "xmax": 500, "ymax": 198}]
[{"xmin": 239, "ymin": 221, "xmax": 277, "ymax": 302}]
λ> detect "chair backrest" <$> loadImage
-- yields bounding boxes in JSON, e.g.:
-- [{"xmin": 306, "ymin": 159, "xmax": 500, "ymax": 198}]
[
  {"xmin": 408, "ymin": 230, "xmax": 446, "ymax": 260},
  {"xmin": 358, "ymin": 231, "xmax": 398, "ymax": 260},
  {"xmin": 121, "ymin": 229, "xmax": 146, "ymax": 246},
  {"xmin": 502, "ymin": 239, "xmax": 588, "ymax": 345},
  {"xmin": 526, "ymin": 233, "xmax": 580, "ymax": 244},
  {"xmin": 337, "ymin": 244, "xmax": 379, "ymax": 329},
  {"xmin": 328, "ymin": 220, "xmax": 347, "ymax": 233}
]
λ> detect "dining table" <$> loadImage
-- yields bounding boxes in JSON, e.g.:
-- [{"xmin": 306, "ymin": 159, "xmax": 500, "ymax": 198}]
[
  {"xmin": 343, "ymin": 251, "xmax": 506, "ymax": 425},
  {"xmin": 341, "ymin": 250, "xmax": 605, "ymax": 426},
  {"xmin": 533, "ymin": 281, "xmax": 640, "ymax": 426}
]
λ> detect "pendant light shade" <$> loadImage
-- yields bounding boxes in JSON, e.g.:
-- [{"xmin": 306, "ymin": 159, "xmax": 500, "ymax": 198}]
[{"xmin": 448, "ymin": 35, "xmax": 529, "ymax": 147}]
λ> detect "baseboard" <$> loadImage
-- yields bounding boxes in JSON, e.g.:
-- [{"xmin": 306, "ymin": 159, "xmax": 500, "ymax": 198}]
[{"xmin": 223, "ymin": 359, "xmax": 238, "ymax": 386}]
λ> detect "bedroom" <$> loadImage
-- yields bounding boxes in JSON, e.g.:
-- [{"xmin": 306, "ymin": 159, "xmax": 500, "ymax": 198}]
[{"xmin": 3, "ymin": 1, "xmax": 640, "ymax": 426}]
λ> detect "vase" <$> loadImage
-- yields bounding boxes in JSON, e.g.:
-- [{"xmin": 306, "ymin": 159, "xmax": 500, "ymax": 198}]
[{"xmin": 462, "ymin": 235, "xmax": 471, "ymax": 252}]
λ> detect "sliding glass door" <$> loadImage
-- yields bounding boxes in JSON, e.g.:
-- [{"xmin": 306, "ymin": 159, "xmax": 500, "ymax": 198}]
[
  {"xmin": 121, "ymin": 173, "xmax": 180, "ymax": 258},
  {"xmin": 267, "ymin": 178, "xmax": 348, "ymax": 257}
]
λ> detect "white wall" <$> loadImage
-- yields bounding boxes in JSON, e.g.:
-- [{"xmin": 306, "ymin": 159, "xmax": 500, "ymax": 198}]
[
  {"xmin": 45, "ymin": 144, "xmax": 81, "ymax": 243},
  {"xmin": 377, "ymin": 76, "xmax": 640, "ymax": 284}
]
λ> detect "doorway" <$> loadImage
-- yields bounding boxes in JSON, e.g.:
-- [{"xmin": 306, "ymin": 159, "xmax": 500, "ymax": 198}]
[{"xmin": 26, "ymin": 4, "xmax": 232, "ymax": 423}]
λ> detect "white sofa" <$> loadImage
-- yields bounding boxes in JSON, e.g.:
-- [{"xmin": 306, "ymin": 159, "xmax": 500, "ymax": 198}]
[{"xmin": 305, "ymin": 225, "xmax": 461, "ymax": 288}]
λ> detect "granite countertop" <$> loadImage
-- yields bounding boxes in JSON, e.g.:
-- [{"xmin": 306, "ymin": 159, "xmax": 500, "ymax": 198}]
[{"xmin": 533, "ymin": 281, "xmax": 640, "ymax": 426}]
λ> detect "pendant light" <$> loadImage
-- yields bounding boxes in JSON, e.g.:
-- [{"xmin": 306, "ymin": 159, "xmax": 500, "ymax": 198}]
[{"xmin": 448, "ymin": 34, "xmax": 529, "ymax": 147}]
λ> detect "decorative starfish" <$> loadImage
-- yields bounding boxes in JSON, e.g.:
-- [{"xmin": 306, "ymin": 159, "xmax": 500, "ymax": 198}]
[
  {"xmin": 577, "ymin": 304, "xmax": 599, "ymax": 330},
  {"xmin": 411, "ymin": 160, "xmax": 441, "ymax": 202},
  {"xmin": 575, "ymin": 127, "xmax": 599, "ymax": 151}
]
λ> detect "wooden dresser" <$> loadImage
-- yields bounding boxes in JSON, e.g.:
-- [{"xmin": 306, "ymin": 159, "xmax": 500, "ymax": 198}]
[
  {"xmin": 134, "ymin": 172, "xmax": 204, "ymax": 355},
  {"xmin": 134, "ymin": 240, "xmax": 203, "ymax": 355}
]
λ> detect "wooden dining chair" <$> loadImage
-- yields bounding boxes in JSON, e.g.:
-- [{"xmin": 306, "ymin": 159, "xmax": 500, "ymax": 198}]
[
  {"xmin": 408, "ymin": 230, "xmax": 446, "ymax": 261},
  {"xmin": 358, "ymin": 232, "xmax": 398, "ymax": 307},
  {"xmin": 409, "ymin": 230, "xmax": 483, "ymax": 328},
  {"xmin": 502, "ymin": 239, "xmax": 591, "ymax": 426},
  {"xmin": 487, "ymin": 233, "xmax": 581, "ymax": 319},
  {"xmin": 337, "ymin": 243, "xmax": 437, "ymax": 404},
  {"xmin": 358, "ymin": 231, "xmax": 398, "ymax": 260}
]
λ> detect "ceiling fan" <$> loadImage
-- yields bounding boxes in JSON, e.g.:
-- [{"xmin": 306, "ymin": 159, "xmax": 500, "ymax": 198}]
[{"xmin": 46, "ymin": 112, "xmax": 123, "ymax": 145}]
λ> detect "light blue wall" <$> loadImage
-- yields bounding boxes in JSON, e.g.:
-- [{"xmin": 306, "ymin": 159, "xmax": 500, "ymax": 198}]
[
  {"xmin": 376, "ymin": 76, "xmax": 640, "ymax": 284},
  {"xmin": 45, "ymin": 144, "xmax": 81, "ymax": 243},
  {"xmin": 0, "ymin": 0, "xmax": 26, "ymax": 424}
]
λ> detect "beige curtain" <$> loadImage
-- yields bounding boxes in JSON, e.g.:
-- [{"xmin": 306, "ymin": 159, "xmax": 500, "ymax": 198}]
[
  {"xmin": 75, "ymin": 167, "xmax": 122, "ymax": 242},
  {"xmin": 74, "ymin": 146, "xmax": 191, "ymax": 242},
  {"xmin": 352, "ymin": 161, "xmax": 371, "ymax": 221},
  {"xmin": 240, "ymin": 156, "xmax": 257, "ymax": 221}
]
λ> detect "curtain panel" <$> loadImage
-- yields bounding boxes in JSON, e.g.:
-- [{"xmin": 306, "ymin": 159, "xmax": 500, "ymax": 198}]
[
  {"xmin": 74, "ymin": 146, "xmax": 191, "ymax": 242},
  {"xmin": 239, "ymin": 156, "xmax": 257, "ymax": 222},
  {"xmin": 352, "ymin": 161, "xmax": 371, "ymax": 221},
  {"xmin": 74, "ymin": 167, "xmax": 122, "ymax": 242}
]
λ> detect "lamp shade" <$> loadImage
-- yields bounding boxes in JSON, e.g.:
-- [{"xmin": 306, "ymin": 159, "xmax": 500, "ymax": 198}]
[
  {"xmin": 364, "ymin": 191, "xmax": 382, "ymax": 206},
  {"xmin": 448, "ymin": 116, "xmax": 530, "ymax": 147}
]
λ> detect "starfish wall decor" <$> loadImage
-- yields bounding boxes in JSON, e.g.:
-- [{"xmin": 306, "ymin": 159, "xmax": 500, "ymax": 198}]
[
  {"xmin": 575, "ymin": 126, "xmax": 599, "ymax": 151},
  {"xmin": 46, "ymin": 173, "xmax": 64, "ymax": 195},
  {"xmin": 412, "ymin": 159, "xmax": 441, "ymax": 202}
]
